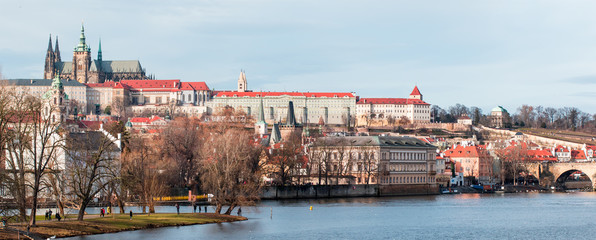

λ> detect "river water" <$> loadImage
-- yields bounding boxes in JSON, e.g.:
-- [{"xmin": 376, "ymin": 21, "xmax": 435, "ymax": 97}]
[{"xmin": 67, "ymin": 192, "xmax": 596, "ymax": 239}]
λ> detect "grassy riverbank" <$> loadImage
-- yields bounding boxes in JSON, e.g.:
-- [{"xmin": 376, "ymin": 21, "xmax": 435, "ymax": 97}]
[{"xmin": 4, "ymin": 213, "xmax": 246, "ymax": 239}]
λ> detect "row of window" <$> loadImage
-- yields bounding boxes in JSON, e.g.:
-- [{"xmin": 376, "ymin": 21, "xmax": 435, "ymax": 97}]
[
  {"xmin": 386, "ymin": 163, "xmax": 427, "ymax": 172},
  {"xmin": 383, "ymin": 152, "xmax": 432, "ymax": 161},
  {"xmin": 381, "ymin": 176, "xmax": 435, "ymax": 184}
]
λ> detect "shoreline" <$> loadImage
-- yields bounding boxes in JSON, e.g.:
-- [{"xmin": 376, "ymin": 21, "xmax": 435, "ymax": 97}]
[{"xmin": 2, "ymin": 213, "xmax": 246, "ymax": 239}]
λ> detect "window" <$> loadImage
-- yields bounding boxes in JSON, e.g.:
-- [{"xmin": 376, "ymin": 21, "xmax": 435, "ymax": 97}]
[{"xmin": 156, "ymin": 97, "xmax": 162, "ymax": 104}]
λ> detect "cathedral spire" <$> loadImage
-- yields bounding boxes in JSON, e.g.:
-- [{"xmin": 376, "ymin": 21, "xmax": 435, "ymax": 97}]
[
  {"xmin": 46, "ymin": 34, "xmax": 53, "ymax": 53},
  {"xmin": 54, "ymin": 36, "xmax": 61, "ymax": 61},
  {"xmin": 44, "ymin": 34, "xmax": 54, "ymax": 79},
  {"xmin": 97, "ymin": 38, "xmax": 102, "ymax": 62}
]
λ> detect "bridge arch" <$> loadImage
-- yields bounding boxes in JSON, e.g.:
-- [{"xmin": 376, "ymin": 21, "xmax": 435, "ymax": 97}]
[{"xmin": 554, "ymin": 169, "xmax": 593, "ymax": 190}]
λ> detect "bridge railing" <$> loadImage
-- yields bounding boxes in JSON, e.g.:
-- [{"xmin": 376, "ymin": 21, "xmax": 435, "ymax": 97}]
[{"xmin": 153, "ymin": 194, "xmax": 209, "ymax": 202}]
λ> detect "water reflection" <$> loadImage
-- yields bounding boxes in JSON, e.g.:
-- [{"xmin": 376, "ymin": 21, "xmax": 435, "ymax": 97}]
[{"xmin": 67, "ymin": 193, "xmax": 596, "ymax": 240}]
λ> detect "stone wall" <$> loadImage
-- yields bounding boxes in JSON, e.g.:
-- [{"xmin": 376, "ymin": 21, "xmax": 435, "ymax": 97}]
[
  {"xmin": 379, "ymin": 184, "xmax": 440, "ymax": 196},
  {"xmin": 261, "ymin": 184, "xmax": 439, "ymax": 199}
]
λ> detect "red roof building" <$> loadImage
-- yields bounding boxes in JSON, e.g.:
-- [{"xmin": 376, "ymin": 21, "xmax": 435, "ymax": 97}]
[
  {"xmin": 442, "ymin": 144, "xmax": 493, "ymax": 182},
  {"xmin": 356, "ymin": 86, "xmax": 431, "ymax": 125}
]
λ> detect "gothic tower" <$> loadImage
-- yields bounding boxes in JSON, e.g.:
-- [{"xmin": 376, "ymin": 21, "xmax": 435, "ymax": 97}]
[
  {"xmin": 255, "ymin": 98, "xmax": 268, "ymax": 135},
  {"xmin": 72, "ymin": 23, "xmax": 92, "ymax": 83},
  {"xmin": 54, "ymin": 36, "xmax": 61, "ymax": 62},
  {"xmin": 44, "ymin": 35, "xmax": 54, "ymax": 79},
  {"xmin": 238, "ymin": 70, "xmax": 247, "ymax": 92}
]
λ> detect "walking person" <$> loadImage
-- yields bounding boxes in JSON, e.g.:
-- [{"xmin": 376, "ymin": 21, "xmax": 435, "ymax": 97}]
[
  {"xmin": 237, "ymin": 207, "xmax": 242, "ymax": 216},
  {"xmin": 204, "ymin": 206, "xmax": 207, "ymax": 213},
  {"xmin": 175, "ymin": 203, "xmax": 180, "ymax": 215},
  {"xmin": 48, "ymin": 209, "xmax": 52, "ymax": 220},
  {"xmin": 129, "ymin": 210, "xmax": 133, "ymax": 220},
  {"xmin": 56, "ymin": 212, "xmax": 61, "ymax": 221},
  {"xmin": 193, "ymin": 202, "xmax": 197, "ymax": 213},
  {"xmin": 100, "ymin": 208, "xmax": 105, "ymax": 217},
  {"xmin": 198, "ymin": 205, "xmax": 201, "ymax": 213},
  {"xmin": 45, "ymin": 210, "xmax": 49, "ymax": 220}
]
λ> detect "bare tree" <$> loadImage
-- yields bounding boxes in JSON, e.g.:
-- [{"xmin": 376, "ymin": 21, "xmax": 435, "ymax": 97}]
[
  {"xmin": 3, "ymin": 89, "xmax": 65, "ymax": 226},
  {"xmin": 112, "ymin": 96, "xmax": 128, "ymax": 120},
  {"xmin": 122, "ymin": 135, "xmax": 166, "ymax": 214},
  {"xmin": 64, "ymin": 131, "xmax": 120, "ymax": 221},
  {"xmin": 398, "ymin": 116, "xmax": 411, "ymax": 126},
  {"xmin": 361, "ymin": 146, "xmax": 378, "ymax": 185},
  {"xmin": 161, "ymin": 117, "xmax": 203, "ymax": 190},
  {"xmin": 200, "ymin": 128, "xmax": 262, "ymax": 215},
  {"xmin": 268, "ymin": 130, "xmax": 305, "ymax": 185},
  {"xmin": 0, "ymin": 85, "xmax": 29, "ymax": 222}
]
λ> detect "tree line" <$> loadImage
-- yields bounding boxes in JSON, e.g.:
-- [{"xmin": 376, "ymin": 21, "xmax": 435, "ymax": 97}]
[{"xmin": 432, "ymin": 103, "xmax": 596, "ymax": 132}]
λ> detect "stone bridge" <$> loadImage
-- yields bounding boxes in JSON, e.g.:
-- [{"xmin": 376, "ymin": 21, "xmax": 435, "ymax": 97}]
[{"xmin": 527, "ymin": 162, "xmax": 596, "ymax": 188}]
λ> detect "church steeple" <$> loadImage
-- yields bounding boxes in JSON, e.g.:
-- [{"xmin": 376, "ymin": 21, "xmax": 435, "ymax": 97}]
[
  {"xmin": 54, "ymin": 36, "xmax": 61, "ymax": 62},
  {"xmin": 238, "ymin": 70, "xmax": 247, "ymax": 92},
  {"xmin": 75, "ymin": 22, "xmax": 90, "ymax": 52},
  {"xmin": 98, "ymin": 38, "xmax": 103, "ymax": 62},
  {"xmin": 44, "ymin": 34, "xmax": 54, "ymax": 79},
  {"xmin": 46, "ymin": 34, "xmax": 53, "ymax": 53},
  {"xmin": 255, "ymin": 97, "xmax": 268, "ymax": 135}
]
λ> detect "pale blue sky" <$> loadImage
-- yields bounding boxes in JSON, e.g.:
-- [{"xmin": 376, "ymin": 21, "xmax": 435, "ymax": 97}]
[{"xmin": 1, "ymin": 0, "xmax": 596, "ymax": 113}]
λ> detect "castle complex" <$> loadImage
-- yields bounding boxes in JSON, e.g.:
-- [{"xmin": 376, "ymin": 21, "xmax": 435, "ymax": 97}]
[
  {"xmin": 5, "ymin": 27, "xmax": 432, "ymax": 126},
  {"xmin": 44, "ymin": 24, "xmax": 149, "ymax": 84}
]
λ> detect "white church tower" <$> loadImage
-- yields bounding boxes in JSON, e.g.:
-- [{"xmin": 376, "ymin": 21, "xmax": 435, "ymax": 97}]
[{"xmin": 238, "ymin": 70, "xmax": 247, "ymax": 92}]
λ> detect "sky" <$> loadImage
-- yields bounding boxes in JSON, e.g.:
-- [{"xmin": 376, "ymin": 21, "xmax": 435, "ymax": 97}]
[{"xmin": 1, "ymin": 0, "xmax": 596, "ymax": 114}]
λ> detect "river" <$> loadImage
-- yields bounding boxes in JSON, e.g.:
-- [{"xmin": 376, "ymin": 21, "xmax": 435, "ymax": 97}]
[{"xmin": 66, "ymin": 192, "xmax": 596, "ymax": 239}]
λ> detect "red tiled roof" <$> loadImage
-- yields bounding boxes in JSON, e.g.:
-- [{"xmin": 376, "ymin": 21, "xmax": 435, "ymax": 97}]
[
  {"xmin": 213, "ymin": 91, "xmax": 355, "ymax": 98},
  {"xmin": 121, "ymin": 80, "xmax": 181, "ymax": 91},
  {"xmin": 180, "ymin": 82, "xmax": 209, "ymax": 91},
  {"xmin": 443, "ymin": 145, "xmax": 488, "ymax": 158},
  {"xmin": 87, "ymin": 80, "xmax": 210, "ymax": 92},
  {"xmin": 130, "ymin": 117, "xmax": 150, "ymax": 123},
  {"xmin": 554, "ymin": 145, "xmax": 570, "ymax": 153},
  {"xmin": 527, "ymin": 149, "xmax": 557, "ymax": 162},
  {"xmin": 80, "ymin": 120, "xmax": 102, "ymax": 130},
  {"xmin": 130, "ymin": 116, "xmax": 165, "ymax": 124},
  {"xmin": 571, "ymin": 150, "xmax": 587, "ymax": 160},
  {"xmin": 410, "ymin": 86, "xmax": 421, "ymax": 96},
  {"xmin": 356, "ymin": 98, "xmax": 429, "ymax": 105}
]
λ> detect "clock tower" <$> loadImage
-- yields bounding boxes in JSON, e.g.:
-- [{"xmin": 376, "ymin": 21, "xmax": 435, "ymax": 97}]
[{"xmin": 72, "ymin": 23, "xmax": 91, "ymax": 83}]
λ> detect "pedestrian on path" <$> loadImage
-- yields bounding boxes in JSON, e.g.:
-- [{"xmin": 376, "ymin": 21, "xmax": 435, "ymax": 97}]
[
  {"xmin": 100, "ymin": 208, "xmax": 105, "ymax": 217},
  {"xmin": 45, "ymin": 210, "xmax": 49, "ymax": 220},
  {"xmin": 237, "ymin": 207, "xmax": 242, "ymax": 216},
  {"xmin": 107, "ymin": 206, "xmax": 111, "ymax": 215},
  {"xmin": 56, "ymin": 212, "xmax": 61, "ymax": 221},
  {"xmin": 193, "ymin": 203, "xmax": 197, "ymax": 213},
  {"xmin": 176, "ymin": 203, "xmax": 180, "ymax": 215},
  {"xmin": 48, "ymin": 209, "xmax": 52, "ymax": 220},
  {"xmin": 129, "ymin": 210, "xmax": 133, "ymax": 220},
  {"xmin": 204, "ymin": 206, "xmax": 207, "ymax": 213}
]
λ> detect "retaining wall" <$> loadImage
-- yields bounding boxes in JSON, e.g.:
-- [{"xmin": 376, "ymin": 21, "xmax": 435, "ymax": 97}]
[{"xmin": 261, "ymin": 184, "xmax": 439, "ymax": 199}]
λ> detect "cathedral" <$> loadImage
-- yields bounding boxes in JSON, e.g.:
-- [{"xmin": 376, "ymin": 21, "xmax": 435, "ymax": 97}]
[{"xmin": 44, "ymin": 24, "xmax": 150, "ymax": 83}]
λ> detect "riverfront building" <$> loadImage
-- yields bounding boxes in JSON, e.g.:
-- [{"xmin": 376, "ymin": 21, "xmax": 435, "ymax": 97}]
[
  {"xmin": 308, "ymin": 136, "xmax": 438, "ymax": 191},
  {"xmin": 442, "ymin": 142, "xmax": 493, "ymax": 184}
]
